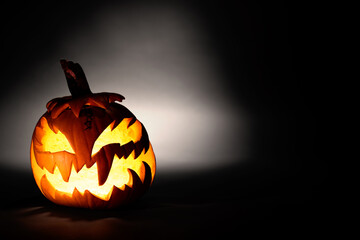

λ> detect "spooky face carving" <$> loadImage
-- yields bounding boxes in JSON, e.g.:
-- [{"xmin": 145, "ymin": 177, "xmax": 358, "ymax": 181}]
[{"xmin": 30, "ymin": 60, "xmax": 156, "ymax": 209}]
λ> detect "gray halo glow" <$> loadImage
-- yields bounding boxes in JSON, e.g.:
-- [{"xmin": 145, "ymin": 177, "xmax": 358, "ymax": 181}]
[{"xmin": 0, "ymin": 3, "xmax": 250, "ymax": 173}]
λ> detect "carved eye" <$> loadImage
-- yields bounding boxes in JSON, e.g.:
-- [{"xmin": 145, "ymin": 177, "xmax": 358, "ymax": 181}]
[
  {"xmin": 38, "ymin": 117, "xmax": 75, "ymax": 154},
  {"xmin": 91, "ymin": 118, "xmax": 142, "ymax": 156}
]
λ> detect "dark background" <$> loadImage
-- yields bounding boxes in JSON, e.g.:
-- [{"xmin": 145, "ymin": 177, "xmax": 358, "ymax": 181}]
[{"xmin": 0, "ymin": 0, "xmax": 329, "ymax": 238}]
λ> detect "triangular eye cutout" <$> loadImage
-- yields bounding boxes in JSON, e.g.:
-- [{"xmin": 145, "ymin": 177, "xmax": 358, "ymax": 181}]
[
  {"xmin": 39, "ymin": 117, "xmax": 75, "ymax": 154},
  {"xmin": 91, "ymin": 118, "xmax": 142, "ymax": 156}
]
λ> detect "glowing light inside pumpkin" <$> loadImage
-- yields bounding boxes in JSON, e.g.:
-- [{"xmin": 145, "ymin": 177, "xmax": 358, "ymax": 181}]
[
  {"xmin": 31, "ymin": 116, "xmax": 156, "ymax": 202},
  {"xmin": 32, "ymin": 143, "xmax": 155, "ymax": 201},
  {"xmin": 31, "ymin": 142, "xmax": 155, "ymax": 201},
  {"xmin": 39, "ymin": 117, "xmax": 75, "ymax": 154},
  {"xmin": 92, "ymin": 118, "xmax": 142, "ymax": 156}
]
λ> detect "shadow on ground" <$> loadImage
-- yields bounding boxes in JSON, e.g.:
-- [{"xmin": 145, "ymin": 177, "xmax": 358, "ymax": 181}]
[{"xmin": 0, "ymin": 157, "xmax": 330, "ymax": 239}]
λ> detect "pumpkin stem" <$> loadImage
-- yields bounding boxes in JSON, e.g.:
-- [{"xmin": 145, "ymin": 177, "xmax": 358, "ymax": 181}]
[{"xmin": 60, "ymin": 59, "xmax": 92, "ymax": 97}]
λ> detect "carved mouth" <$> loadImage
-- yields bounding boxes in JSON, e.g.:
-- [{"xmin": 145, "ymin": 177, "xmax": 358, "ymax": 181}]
[
  {"xmin": 38, "ymin": 160, "xmax": 154, "ymax": 208},
  {"xmin": 31, "ymin": 142, "xmax": 155, "ymax": 201}
]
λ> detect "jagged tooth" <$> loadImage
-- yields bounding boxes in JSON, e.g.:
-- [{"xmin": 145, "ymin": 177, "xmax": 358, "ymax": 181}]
[
  {"xmin": 84, "ymin": 189, "xmax": 109, "ymax": 209},
  {"xmin": 127, "ymin": 117, "xmax": 136, "ymax": 128},
  {"xmin": 34, "ymin": 152, "xmax": 56, "ymax": 174},
  {"xmin": 126, "ymin": 169, "xmax": 134, "ymax": 188},
  {"xmin": 71, "ymin": 188, "xmax": 88, "ymax": 208},
  {"xmin": 140, "ymin": 123, "xmax": 150, "ymax": 153},
  {"xmin": 134, "ymin": 142, "xmax": 144, "ymax": 159},
  {"xmin": 125, "ymin": 162, "xmax": 153, "ymax": 202},
  {"xmin": 97, "ymin": 160, "xmax": 111, "ymax": 186},
  {"xmin": 40, "ymin": 175, "xmax": 56, "ymax": 200},
  {"xmin": 111, "ymin": 120, "xmax": 121, "ymax": 131},
  {"xmin": 106, "ymin": 186, "xmax": 128, "ymax": 208},
  {"xmin": 43, "ymin": 153, "xmax": 56, "ymax": 174},
  {"xmin": 95, "ymin": 146, "xmax": 116, "ymax": 186},
  {"xmin": 108, "ymin": 121, "xmax": 115, "ymax": 131},
  {"xmin": 111, "ymin": 143, "xmax": 123, "ymax": 158},
  {"xmin": 54, "ymin": 152, "xmax": 73, "ymax": 182},
  {"xmin": 33, "ymin": 151, "xmax": 45, "ymax": 169},
  {"xmin": 123, "ymin": 141, "xmax": 135, "ymax": 159},
  {"xmin": 72, "ymin": 187, "xmax": 81, "ymax": 197},
  {"xmin": 86, "ymin": 145, "xmax": 97, "ymax": 169},
  {"xmin": 114, "ymin": 144, "xmax": 125, "ymax": 159},
  {"xmin": 73, "ymin": 155, "xmax": 86, "ymax": 173},
  {"xmin": 82, "ymin": 189, "xmax": 96, "ymax": 208},
  {"xmin": 126, "ymin": 164, "xmax": 145, "ymax": 189},
  {"xmin": 88, "ymin": 141, "xmax": 105, "ymax": 169},
  {"xmin": 86, "ymin": 158, "xmax": 97, "ymax": 169},
  {"xmin": 142, "ymin": 161, "xmax": 153, "ymax": 186}
]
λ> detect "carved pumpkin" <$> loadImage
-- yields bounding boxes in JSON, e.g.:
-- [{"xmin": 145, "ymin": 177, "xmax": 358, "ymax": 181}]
[{"xmin": 30, "ymin": 60, "xmax": 156, "ymax": 209}]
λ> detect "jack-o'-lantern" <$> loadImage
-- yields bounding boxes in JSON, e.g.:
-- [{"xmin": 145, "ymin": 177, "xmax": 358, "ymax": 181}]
[{"xmin": 30, "ymin": 60, "xmax": 156, "ymax": 209}]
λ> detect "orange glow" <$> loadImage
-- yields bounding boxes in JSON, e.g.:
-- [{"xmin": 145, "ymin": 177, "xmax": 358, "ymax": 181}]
[
  {"xmin": 38, "ymin": 117, "xmax": 75, "ymax": 154},
  {"xmin": 31, "ymin": 142, "xmax": 155, "ymax": 201},
  {"xmin": 92, "ymin": 118, "xmax": 142, "ymax": 156},
  {"xmin": 30, "ymin": 59, "xmax": 156, "ymax": 208},
  {"xmin": 31, "ymin": 116, "xmax": 156, "ymax": 205}
]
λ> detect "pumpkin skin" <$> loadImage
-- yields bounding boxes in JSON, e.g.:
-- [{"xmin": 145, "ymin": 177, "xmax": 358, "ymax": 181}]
[{"xmin": 30, "ymin": 60, "xmax": 156, "ymax": 209}]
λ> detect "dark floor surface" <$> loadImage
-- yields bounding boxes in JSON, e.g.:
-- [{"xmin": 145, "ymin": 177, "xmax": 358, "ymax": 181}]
[{"xmin": 0, "ymin": 157, "xmax": 331, "ymax": 239}]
